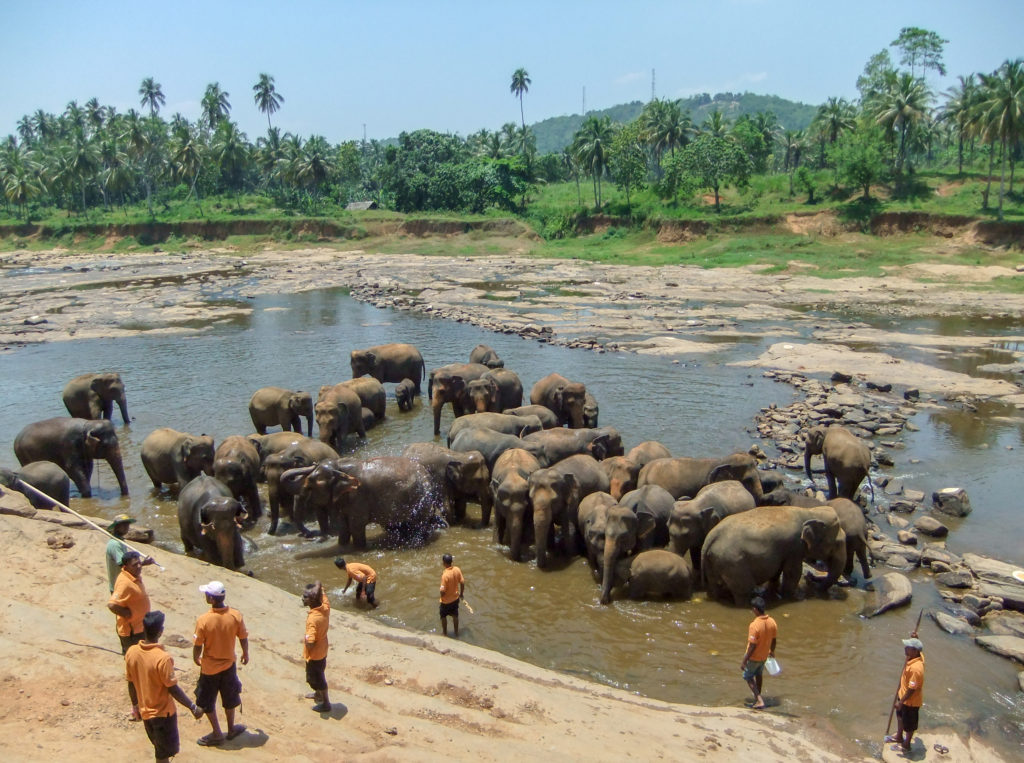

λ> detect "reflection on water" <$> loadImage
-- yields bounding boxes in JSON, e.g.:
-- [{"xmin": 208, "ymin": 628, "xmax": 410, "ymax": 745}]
[{"xmin": 1, "ymin": 288, "xmax": 1022, "ymax": 756}]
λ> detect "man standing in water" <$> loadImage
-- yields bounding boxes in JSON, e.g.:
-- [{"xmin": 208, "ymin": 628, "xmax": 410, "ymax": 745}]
[
  {"xmin": 439, "ymin": 553, "xmax": 465, "ymax": 638},
  {"xmin": 192, "ymin": 581, "xmax": 249, "ymax": 746},
  {"xmin": 107, "ymin": 550, "xmax": 150, "ymax": 721},
  {"xmin": 887, "ymin": 637, "xmax": 925, "ymax": 754},
  {"xmin": 334, "ymin": 557, "xmax": 379, "ymax": 608},
  {"xmin": 739, "ymin": 596, "xmax": 777, "ymax": 710}
]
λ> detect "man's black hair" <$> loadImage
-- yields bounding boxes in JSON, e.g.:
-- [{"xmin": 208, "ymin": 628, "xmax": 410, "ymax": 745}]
[
  {"xmin": 442, "ymin": 553, "xmax": 453, "ymax": 565},
  {"xmin": 143, "ymin": 610, "xmax": 165, "ymax": 641},
  {"xmin": 750, "ymin": 596, "xmax": 766, "ymax": 614}
]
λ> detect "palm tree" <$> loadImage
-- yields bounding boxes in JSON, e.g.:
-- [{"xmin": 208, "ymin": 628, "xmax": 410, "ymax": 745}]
[
  {"xmin": 171, "ymin": 125, "xmax": 207, "ymax": 215},
  {"xmin": 84, "ymin": 98, "xmax": 105, "ymax": 134},
  {"xmin": 977, "ymin": 59, "xmax": 1024, "ymax": 219},
  {"xmin": 871, "ymin": 73, "xmax": 932, "ymax": 173},
  {"xmin": 65, "ymin": 130, "xmax": 99, "ymax": 215},
  {"xmin": 202, "ymin": 83, "xmax": 231, "ymax": 129},
  {"xmin": 138, "ymin": 77, "xmax": 165, "ymax": 116},
  {"xmin": 939, "ymin": 75, "xmax": 980, "ymax": 175},
  {"xmin": 211, "ymin": 121, "xmax": 249, "ymax": 207},
  {"xmin": 290, "ymin": 135, "xmax": 336, "ymax": 198},
  {"xmin": 510, "ymin": 68, "xmax": 531, "ymax": 135},
  {"xmin": 701, "ymin": 108, "xmax": 730, "ymax": 138},
  {"xmin": 641, "ymin": 98, "xmax": 693, "ymax": 174},
  {"xmin": 253, "ymin": 73, "xmax": 284, "ymax": 130},
  {"xmin": 815, "ymin": 97, "xmax": 856, "ymax": 145},
  {"xmin": 122, "ymin": 109, "xmax": 155, "ymax": 216},
  {"xmin": 16, "ymin": 116, "xmax": 35, "ymax": 146},
  {"xmin": 255, "ymin": 127, "xmax": 286, "ymax": 187},
  {"xmin": 2, "ymin": 144, "xmax": 44, "ymax": 220},
  {"xmin": 32, "ymin": 110, "xmax": 56, "ymax": 144},
  {"xmin": 571, "ymin": 116, "xmax": 616, "ymax": 208}
]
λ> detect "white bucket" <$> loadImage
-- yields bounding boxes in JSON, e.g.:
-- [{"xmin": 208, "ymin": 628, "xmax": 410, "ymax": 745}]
[{"xmin": 765, "ymin": 656, "xmax": 782, "ymax": 676}]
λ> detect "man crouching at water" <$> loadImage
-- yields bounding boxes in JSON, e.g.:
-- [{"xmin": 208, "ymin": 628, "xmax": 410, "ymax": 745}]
[{"xmin": 125, "ymin": 611, "xmax": 203, "ymax": 763}]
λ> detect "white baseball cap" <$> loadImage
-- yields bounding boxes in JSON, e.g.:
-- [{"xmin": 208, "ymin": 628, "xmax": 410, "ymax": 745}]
[{"xmin": 199, "ymin": 581, "xmax": 226, "ymax": 597}]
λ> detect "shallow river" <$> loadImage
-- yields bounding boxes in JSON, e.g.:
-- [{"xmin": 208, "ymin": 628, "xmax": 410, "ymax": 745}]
[{"xmin": 1, "ymin": 286, "xmax": 1022, "ymax": 757}]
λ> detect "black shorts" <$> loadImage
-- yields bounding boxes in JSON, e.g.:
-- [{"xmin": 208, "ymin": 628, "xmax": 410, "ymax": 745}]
[
  {"xmin": 143, "ymin": 714, "xmax": 180, "ymax": 760},
  {"xmin": 195, "ymin": 664, "xmax": 242, "ymax": 712},
  {"xmin": 357, "ymin": 580, "xmax": 377, "ymax": 603},
  {"xmin": 899, "ymin": 704, "xmax": 920, "ymax": 732},
  {"xmin": 119, "ymin": 631, "xmax": 145, "ymax": 655},
  {"xmin": 439, "ymin": 600, "xmax": 459, "ymax": 618},
  {"xmin": 305, "ymin": 658, "xmax": 327, "ymax": 691}
]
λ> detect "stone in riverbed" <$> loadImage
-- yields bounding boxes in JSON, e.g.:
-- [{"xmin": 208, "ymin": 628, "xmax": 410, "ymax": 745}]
[
  {"xmin": 982, "ymin": 610, "xmax": 1024, "ymax": 638},
  {"xmin": 897, "ymin": 530, "xmax": 918, "ymax": 545},
  {"xmin": 867, "ymin": 572, "xmax": 913, "ymax": 617},
  {"xmin": 934, "ymin": 570, "xmax": 974, "ymax": 588},
  {"xmin": 932, "ymin": 487, "xmax": 972, "ymax": 517},
  {"xmin": 890, "ymin": 499, "xmax": 918, "ymax": 513},
  {"xmin": 962, "ymin": 553, "xmax": 1024, "ymax": 587},
  {"xmin": 886, "ymin": 514, "xmax": 909, "ymax": 529},
  {"xmin": 978, "ymin": 582, "xmax": 1024, "ymax": 613},
  {"xmin": 931, "ymin": 610, "xmax": 975, "ymax": 636},
  {"xmin": 903, "ymin": 489, "xmax": 926, "ymax": 502},
  {"xmin": 914, "ymin": 516, "xmax": 949, "ymax": 537},
  {"xmin": 921, "ymin": 545, "xmax": 960, "ymax": 567},
  {"xmin": 975, "ymin": 635, "xmax": 1024, "ymax": 664}
]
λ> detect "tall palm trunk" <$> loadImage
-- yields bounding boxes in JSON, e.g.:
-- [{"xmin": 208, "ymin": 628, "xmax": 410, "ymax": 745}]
[
  {"xmin": 982, "ymin": 143, "xmax": 995, "ymax": 209},
  {"xmin": 997, "ymin": 138, "xmax": 1008, "ymax": 220}
]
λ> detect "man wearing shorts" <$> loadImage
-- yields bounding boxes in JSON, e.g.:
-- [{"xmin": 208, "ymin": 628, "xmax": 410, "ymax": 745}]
[
  {"xmin": 334, "ymin": 557, "xmax": 379, "ymax": 608},
  {"xmin": 107, "ymin": 550, "xmax": 150, "ymax": 720},
  {"xmin": 192, "ymin": 581, "xmax": 249, "ymax": 746},
  {"xmin": 887, "ymin": 637, "xmax": 925, "ymax": 754},
  {"xmin": 302, "ymin": 581, "xmax": 332, "ymax": 712},
  {"xmin": 125, "ymin": 611, "xmax": 203, "ymax": 762},
  {"xmin": 740, "ymin": 596, "xmax": 777, "ymax": 710},
  {"xmin": 439, "ymin": 553, "xmax": 465, "ymax": 638}
]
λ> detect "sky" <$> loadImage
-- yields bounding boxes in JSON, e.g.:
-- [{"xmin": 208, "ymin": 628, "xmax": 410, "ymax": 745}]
[{"xmin": 2, "ymin": 0, "xmax": 1022, "ymax": 145}]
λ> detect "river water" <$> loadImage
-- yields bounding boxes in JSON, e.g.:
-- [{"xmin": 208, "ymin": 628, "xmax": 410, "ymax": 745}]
[{"xmin": 1, "ymin": 286, "xmax": 1022, "ymax": 757}]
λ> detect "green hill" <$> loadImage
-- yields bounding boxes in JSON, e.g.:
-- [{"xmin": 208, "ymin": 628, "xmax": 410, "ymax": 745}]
[{"xmin": 531, "ymin": 92, "xmax": 820, "ymax": 154}]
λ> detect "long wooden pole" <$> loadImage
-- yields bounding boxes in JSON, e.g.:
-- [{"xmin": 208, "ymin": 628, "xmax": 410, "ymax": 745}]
[
  {"xmin": 884, "ymin": 607, "xmax": 924, "ymax": 738},
  {"xmin": 15, "ymin": 481, "xmax": 164, "ymax": 571}
]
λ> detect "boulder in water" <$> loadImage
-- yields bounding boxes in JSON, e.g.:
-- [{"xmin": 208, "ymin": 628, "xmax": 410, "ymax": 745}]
[{"xmin": 867, "ymin": 572, "xmax": 913, "ymax": 617}]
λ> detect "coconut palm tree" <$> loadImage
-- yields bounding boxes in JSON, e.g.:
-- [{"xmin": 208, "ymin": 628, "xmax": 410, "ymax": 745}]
[
  {"xmin": 291, "ymin": 135, "xmax": 336, "ymax": 199},
  {"xmin": 815, "ymin": 97, "xmax": 856, "ymax": 145},
  {"xmin": 16, "ymin": 116, "xmax": 35, "ymax": 146},
  {"xmin": 2, "ymin": 144, "xmax": 44, "ymax": 220},
  {"xmin": 171, "ymin": 125, "xmax": 207, "ymax": 215},
  {"xmin": 202, "ymin": 83, "xmax": 231, "ymax": 129},
  {"xmin": 122, "ymin": 108, "xmax": 155, "ymax": 216},
  {"xmin": 510, "ymin": 68, "xmax": 531, "ymax": 135},
  {"xmin": 641, "ymin": 98, "xmax": 693, "ymax": 174},
  {"xmin": 211, "ymin": 121, "xmax": 249, "ymax": 207},
  {"xmin": 871, "ymin": 72, "xmax": 932, "ymax": 173},
  {"xmin": 65, "ymin": 130, "xmax": 99, "ymax": 215},
  {"xmin": 253, "ymin": 73, "xmax": 284, "ymax": 130},
  {"xmin": 977, "ymin": 59, "xmax": 1024, "ymax": 218},
  {"xmin": 571, "ymin": 115, "xmax": 616, "ymax": 208},
  {"xmin": 701, "ymin": 108, "xmax": 730, "ymax": 138},
  {"xmin": 138, "ymin": 77, "xmax": 165, "ymax": 116},
  {"xmin": 939, "ymin": 75, "xmax": 980, "ymax": 175},
  {"xmin": 84, "ymin": 98, "xmax": 105, "ymax": 135}
]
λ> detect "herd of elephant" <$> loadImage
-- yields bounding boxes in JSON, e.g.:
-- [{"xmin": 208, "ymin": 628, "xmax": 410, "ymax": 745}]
[{"xmin": 3, "ymin": 344, "xmax": 878, "ymax": 608}]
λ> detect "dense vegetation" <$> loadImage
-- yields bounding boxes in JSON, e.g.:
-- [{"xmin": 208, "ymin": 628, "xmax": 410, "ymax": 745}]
[{"xmin": 1, "ymin": 28, "xmax": 1022, "ymax": 238}]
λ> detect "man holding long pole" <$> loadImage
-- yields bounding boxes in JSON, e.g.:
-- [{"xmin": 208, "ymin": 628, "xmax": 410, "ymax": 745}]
[{"xmin": 886, "ymin": 637, "xmax": 925, "ymax": 755}]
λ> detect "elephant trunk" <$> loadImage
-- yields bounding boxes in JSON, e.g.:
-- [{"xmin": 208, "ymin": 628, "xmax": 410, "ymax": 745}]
[
  {"xmin": 431, "ymin": 391, "xmax": 445, "ymax": 436},
  {"xmin": 534, "ymin": 509, "xmax": 551, "ymax": 569},
  {"xmin": 117, "ymin": 394, "xmax": 129, "ymax": 424},
  {"xmin": 281, "ymin": 465, "xmax": 315, "ymax": 485},
  {"xmin": 803, "ymin": 448, "xmax": 814, "ymax": 485},
  {"xmin": 567, "ymin": 406, "xmax": 585, "ymax": 429},
  {"xmin": 600, "ymin": 540, "xmax": 619, "ymax": 605},
  {"xmin": 106, "ymin": 444, "xmax": 129, "ymax": 496},
  {"xmin": 820, "ymin": 529, "xmax": 847, "ymax": 589},
  {"xmin": 213, "ymin": 525, "xmax": 239, "ymax": 569},
  {"xmin": 305, "ymin": 415, "xmax": 313, "ymax": 438},
  {"xmin": 509, "ymin": 511, "xmax": 524, "ymax": 562}
]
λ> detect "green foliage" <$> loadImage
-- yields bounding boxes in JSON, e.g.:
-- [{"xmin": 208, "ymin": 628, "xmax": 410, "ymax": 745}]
[
  {"xmin": 680, "ymin": 134, "xmax": 753, "ymax": 211},
  {"xmin": 828, "ymin": 127, "xmax": 886, "ymax": 200},
  {"xmin": 609, "ymin": 121, "xmax": 647, "ymax": 212}
]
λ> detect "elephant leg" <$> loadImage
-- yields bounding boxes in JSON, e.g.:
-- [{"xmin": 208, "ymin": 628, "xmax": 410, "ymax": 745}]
[
  {"xmin": 780, "ymin": 558, "xmax": 803, "ymax": 598},
  {"xmin": 451, "ymin": 496, "xmax": 467, "ymax": 524},
  {"xmin": 315, "ymin": 506, "xmax": 330, "ymax": 538},
  {"xmin": 824, "ymin": 468, "xmax": 838, "ymax": 500},
  {"xmin": 479, "ymin": 491, "xmax": 492, "ymax": 528},
  {"xmin": 493, "ymin": 512, "xmax": 505, "ymax": 544},
  {"xmin": 268, "ymin": 500, "xmax": 280, "ymax": 536},
  {"xmin": 857, "ymin": 545, "xmax": 872, "ymax": 580},
  {"xmin": 68, "ymin": 465, "xmax": 92, "ymax": 499},
  {"xmin": 244, "ymin": 486, "xmax": 262, "ymax": 522},
  {"xmin": 350, "ymin": 522, "xmax": 367, "ymax": 550}
]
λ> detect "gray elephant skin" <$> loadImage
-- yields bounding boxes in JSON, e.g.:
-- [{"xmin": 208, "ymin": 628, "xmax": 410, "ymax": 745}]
[
  {"xmin": 248, "ymin": 386, "xmax": 314, "ymax": 437},
  {"xmin": 600, "ymin": 456, "xmax": 641, "ymax": 500},
  {"xmin": 469, "ymin": 344, "xmax": 504, "ymax": 368},
  {"xmin": 342, "ymin": 377, "xmax": 387, "ymax": 421},
  {"xmin": 350, "ymin": 343, "xmax": 425, "ymax": 391},
  {"xmin": 395, "ymin": 378, "xmax": 417, "ymax": 411},
  {"xmin": 315, "ymin": 383, "xmax": 366, "ymax": 450},
  {"xmin": 0, "ymin": 461, "xmax": 71, "ymax": 509},
  {"xmin": 140, "ymin": 427, "xmax": 215, "ymax": 490},
  {"xmin": 403, "ymin": 442, "xmax": 492, "ymax": 526},
  {"xmin": 177, "ymin": 475, "xmax": 247, "ymax": 570},
  {"xmin": 613, "ymin": 550, "xmax": 694, "ymax": 601},
  {"xmin": 14, "ymin": 417, "xmax": 129, "ymax": 498},
  {"xmin": 464, "ymin": 369, "xmax": 524, "ymax": 413},
  {"xmin": 529, "ymin": 454, "xmax": 608, "ymax": 568},
  {"xmin": 447, "ymin": 412, "xmax": 542, "ymax": 445},
  {"xmin": 62, "ymin": 372, "xmax": 129, "ymax": 423},
  {"xmin": 626, "ymin": 441, "xmax": 672, "ymax": 469},
  {"xmin": 669, "ymin": 480, "xmax": 756, "ymax": 571},
  {"xmin": 213, "ymin": 435, "xmax": 263, "ymax": 522},
  {"xmin": 701, "ymin": 505, "xmax": 847, "ymax": 606},
  {"xmin": 803, "ymin": 425, "xmax": 874, "ymax": 501},
  {"xmin": 490, "ymin": 448, "xmax": 542, "ymax": 561},
  {"xmin": 428, "ymin": 362, "xmax": 490, "ymax": 435},
  {"xmin": 503, "ymin": 405, "xmax": 560, "ymax": 429},
  {"xmin": 583, "ymin": 392, "xmax": 599, "ymax": 428},
  {"xmin": 522, "ymin": 427, "xmax": 621, "ymax": 465},
  {"xmin": 529, "ymin": 372, "xmax": 588, "ymax": 429},
  {"xmin": 261, "ymin": 438, "xmax": 339, "ymax": 535},
  {"xmin": 638, "ymin": 453, "xmax": 763, "ymax": 502},
  {"xmin": 449, "ymin": 427, "xmax": 548, "ymax": 470}
]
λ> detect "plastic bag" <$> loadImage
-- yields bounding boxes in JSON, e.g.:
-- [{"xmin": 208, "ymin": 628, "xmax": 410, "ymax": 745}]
[{"xmin": 765, "ymin": 656, "xmax": 781, "ymax": 675}]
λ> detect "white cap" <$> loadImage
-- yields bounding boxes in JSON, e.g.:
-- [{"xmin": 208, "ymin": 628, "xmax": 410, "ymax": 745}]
[{"xmin": 199, "ymin": 581, "xmax": 226, "ymax": 597}]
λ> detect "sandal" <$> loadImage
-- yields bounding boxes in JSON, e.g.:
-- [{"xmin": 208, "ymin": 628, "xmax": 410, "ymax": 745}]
[
  {"xmin": 225, "ymin": 725, "xmax": 246, "ymax": 740},
  {"xmin": 197, "ymin": 734, "xmax": 224, "ymax": 747},
  {"xmin": 933, "ymin": 743, "xmax": 950, "ymax": 755}
]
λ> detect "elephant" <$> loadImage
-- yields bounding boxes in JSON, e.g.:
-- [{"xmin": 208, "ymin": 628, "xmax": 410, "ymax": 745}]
[
  {"xmin": 140, "ymin": 428, "xmax": 215, "ymax": 491},
  {"xmin": 448, "ymin": 427, "xmax": 548, "ymax": 470},
  {"xmin": 583, "ymin": 392, "xmax": 599, "ymax": 428},
  {"xmin": 638, "ymin": 453, "xmax": 764, "ymax": 502},
  {"xmin": 521, "ymin": 427, "xmax": 614, "ymax": 465},
  {"xmin": 342, "ymin": 377, "xmax": 387, "ymax": 421},
  {"xmin": 446, "ymin": 412, "xmax": 542, "ymax": 445},
  {"xmin": 350, "ymin": 343, "xmax": 425, "ymax": 392},
  {"xmin": 600, "ymin": 456, "xmax": 641, "ymax": 500},
  {"xmin": 803, "ymin": 425, "xmax": 874, "ymax": 501},
  {"xmin": 576, "ymin": 491, "xmax": 618, "ymax": 571},
  {"xmin": 503, "ymin": 405, "xmax": 560, "ymax": 430},
  {"xmin": 483, "ymin": 369, "xmax": 523, "ymax": 410},
  {"xmin": 212, "ymin": 435, "xmax": 262, "ymax": 522},
  {"xmin": 177, "ymin": 475, "xmax": 247, "ymax": 570},
  {"xmin": 315, "ymin": 383, "xmax": 366, "ymax": 450},
  {"xmin": 669, "ymin": 480, "xmax": 756, "ymax": 571},
  {"xmin": 402, "ymin": 442, "xmax": 492, "ymax": 526},
  {"xmin": 283, "ymin": 457, "xmax": 445, "ymax": 549},
  {"xmin": 262, "ymin": 439, "xmax": 340, "ymax": 535},
  {"xmin": 529, "ymin": 372, "xmax": 588, "ymax": 428},
  {"xmin": 469, "ymin": 343, "xmax": 504, "ymax": 368},
  {"xmin": 618, "ymin": 485, "xmax": 674, "ymax": 550},
  {"xmin": 62, "ymin": 372, "xmax": 129, "ymax": 423},
  {"xmin": 626, "ymin": 441, "xmax": 672, "ymax": 469},
  {"xmin": 428, "ymin": 362, "xmax": 490, "ymax": 435},
  {"xmin": 0, "ymin": 461, "xmax": 71, "ymax": 509},
  {"xmin": 528, "ymin": 454, "xmax": 607, "ymax": 568},
  {"xmin": 248, "ymin": 387, "xmax": 314, "ymax": 437},
  {"xmin": 701, "ymin": 505, "xmax": 847, "ymax": 606},
  {"xmin": 612, "ymin": 550, "xmax": 694, "ymax": 602},
  {"xmin": 490, "ymin": 448, "xmax": 542, "ymax": 561},
  {"xmin": 464, "ymin": 369, "xmax": 523, "ymax": 414},
  {"xmin": 14, "ymin": 418, "xmax": 129, "ymax": 498},
  {"xmin": 395, "ymin": 378, "xmax": 417, "ymax": 411}
]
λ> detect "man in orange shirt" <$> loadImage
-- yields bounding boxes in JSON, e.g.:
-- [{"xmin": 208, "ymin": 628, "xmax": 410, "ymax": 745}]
[
  {"xmin": 739, "ymin": 596, "xmax": 777, "ymax": 710},
  {"xmin": 335, "ymin": 557, "xmax": 379, "ymax": 608},
  {"xmin": 126, "ymin": 610, "xmax": 203, "ymax": 763},
  {"xmin": 302, "ymin": 581, "xmax": 332, "ymax": 712},
  {"xmin": 192, "ymin": 580, "xmax": 249, "ymax": 746},
  {"xmin": 107, "ymin": 550, "xmax": 151, "ymax": 721},
  {"xmin": 887, "ymin": 637, "xmax": 925, "ymax": 754},
  {"xmin": 439, "ymin": 553, "xmax": 465, "ymax": 638}
]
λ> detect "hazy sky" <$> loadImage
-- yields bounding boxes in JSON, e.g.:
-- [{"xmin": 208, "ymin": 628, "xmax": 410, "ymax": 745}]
[{"xmin": 3, "ymin": 0, "xmax": 1021, "ymax": 144}]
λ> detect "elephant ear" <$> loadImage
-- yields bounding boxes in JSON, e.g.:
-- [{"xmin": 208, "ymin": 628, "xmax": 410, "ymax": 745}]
[
  {"xmin": 589, "ymin": 434, "xmax": 610, "ymax": 461},
  {"xmin": 699, "ymin": 506, "xmax": 720, "ymax": 531},
  {"xmin": 800, "ymin": 518, "xmax": 829, "ymax": 552},
  {"xmin": 707, "ymin": 463, "xmax": 736, "ymax": 484},
  {"xmin": 563, "ymin": 472, "xmax": 581, "ymax": 514},
  {"xmin": 445, "ymin": 461, "xmax": 462, "ymax": 487}
]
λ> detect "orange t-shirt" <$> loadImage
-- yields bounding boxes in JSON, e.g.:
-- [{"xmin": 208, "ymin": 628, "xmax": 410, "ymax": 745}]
[
  {"xmin": 345, "ymin": 562, "xmax": 377, "ymax": 585},
  {"xmin": 439, "ymin": 566, "xmax": 464, "ymax": 604},
  {"xmin": 899, "ymin": 655, "xmax": 924, "ymax": 707},
  {"xmin": 125, "ymin": 641, "xmax": 177, "ymax": 719},
  {"xmin": 108, "ymin": 569, "xmax": 150, "ymax": 637},
  {"xmin": 193, "ymin": 607, "xmax": 248, "ymax": 675},
  {"xmin": 304, "ymin": 600, "xmax": 330, "ymax": 662},
  {"xmin": 747, "ymin": 614, "xmax": 778, "ymax": 662}
]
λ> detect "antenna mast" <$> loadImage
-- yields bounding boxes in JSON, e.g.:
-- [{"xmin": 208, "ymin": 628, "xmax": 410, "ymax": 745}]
[
  {"xmin": 582, "ymin": 86, "xmax": 586, "ymax": 116},
  {"xmin": 651, "ymin": 69, "xmax": 656, "ymax": 101}
]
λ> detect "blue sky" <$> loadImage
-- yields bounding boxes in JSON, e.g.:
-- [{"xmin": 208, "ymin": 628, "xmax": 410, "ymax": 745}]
[{"xmin": 3, "ymin": 1, "xmax": 1021, "ymax": 144}]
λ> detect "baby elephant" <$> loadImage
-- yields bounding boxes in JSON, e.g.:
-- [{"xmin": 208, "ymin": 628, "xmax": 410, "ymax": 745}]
[
  {"xmin": 0, "ymin": 462, "xmax": 72, "ymax": 509},
  {"xmin": 613, "ymin": 550, "xmax": 693, "ymax": 601},
  {"xmin": 395, "ymin": 378, "xmax": 417, "ymax": 412}
]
